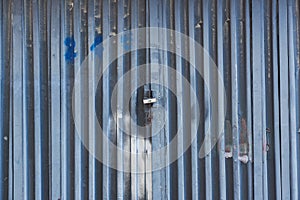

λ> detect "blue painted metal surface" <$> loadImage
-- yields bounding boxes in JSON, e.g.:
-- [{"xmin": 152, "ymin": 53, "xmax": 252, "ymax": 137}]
[{"xmin": 0, "ymin": 0, "xmax": 300, "ymax": 199}]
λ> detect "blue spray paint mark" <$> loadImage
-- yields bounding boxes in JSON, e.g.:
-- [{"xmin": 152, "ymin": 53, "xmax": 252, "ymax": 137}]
[
  {"xmin": 122, "ymin": 33, "xmax": 131, "ymax": 51},
  {"xmin": 89, "ymin": 33, "xmax": 132, "ymax": 57},
  {"xmin": 90, "ymin": 34, "xmax": 103, "ymax": 51},
  {"xmin": 64, "ymin": 37, "xmax": 77, "ymax": 63},
  {"xmin": 90, "ymin": 34, "xmax": 104, "ymax": 57}
]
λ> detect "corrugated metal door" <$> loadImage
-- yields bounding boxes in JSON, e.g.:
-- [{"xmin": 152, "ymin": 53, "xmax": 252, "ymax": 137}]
[{"xmin": 0, "ymin": 0, "xmax": 300, "ymax": 200}]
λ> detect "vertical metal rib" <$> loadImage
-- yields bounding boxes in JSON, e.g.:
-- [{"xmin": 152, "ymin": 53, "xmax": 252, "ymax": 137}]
[
  {"xmin": 188, "ymin": 0, "xmax": 200, "ymax": 199},
  {"xmin": 129, "ymin": 0, "xmax": 138, "ymax": 199},
  {"xmin": 230, "ymin": 0, "xmax": 241, "ymax": 198},
  {"xmin": 264, "ymin": 0, "xmax": 276, "ymax": 199},
  {"xmin": 91, "ymin": 0, "xmax": 103, "ymax": 199},
  {"xmin": 202, "ymin": 1, "xmax": 213, "ymax": 199},
  {"xmin": 87, "ymin": 0, "xmax": 95, "ymax": 198},
  {"xmin": 12, "ymin": 0, "xmax": 24, "ymax": 198},
  {"xmin": 164, "ymin": 0, "xmax": 179, "ymax": 199},
  {"xmin": 0, "ymin": 1, "xmax": 12, "ymax": 199},
  {"xmin": 288, "ymin": 0, "xmax": 299, "ymax": 199},
  {"xmin": 245, "ymin": 0, "xmax": 253, "ymax": 199},
  {"xmin": 23, "ymin": 0, "xmax": 35, "ymax": 198},
  {"xmin": 61, "ymin": 1, "xmax": 75, "ymax": 199},
  {"xmin": 295, "ymin": 0, "xmax": 300, "ymax": 197},
  {"xmin": 116, "ymin": 0, "xmax": 125, "ymax": 199},
  {"xmin": 271, "ymin": 0, "xmax": 282, "ymax": 199},
  {"xmin": 251, "ymin": 0, "xmax": 264, "ymax": 199},
  {"xmin": 0, "ymin": 0, "xmax": 12, "ymax": 199},
  {"xmin": 149, "ymin": 0, "xmax": 166, "ymax": 199},
  {"xmin": 50, "ymin": 0, "xmax": 62, "ymax": 199},
  {"xmin": 217, "ymin": 1, "xmax": 227, "ymax": 199},
  {"xmin": 278, "ymin": 0, "xmax": 291, "ymax": 199}
]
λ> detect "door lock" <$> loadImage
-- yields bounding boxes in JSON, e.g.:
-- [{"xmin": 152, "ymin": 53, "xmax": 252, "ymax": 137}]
[{"xmin": 143, "ymin": 97, "xmax": 157, "ymax": 105}]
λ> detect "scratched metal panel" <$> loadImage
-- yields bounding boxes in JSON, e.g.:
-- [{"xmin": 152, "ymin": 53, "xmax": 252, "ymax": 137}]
[{"xmin": 0, "ymin": 0, "xmax": 300, "ymax": 200}]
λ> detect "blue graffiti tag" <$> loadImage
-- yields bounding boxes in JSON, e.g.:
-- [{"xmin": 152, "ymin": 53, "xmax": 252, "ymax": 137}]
[
  {"xmin": 90, "ymin": 34, "xmax": 103, "ymax": 51},
  {"xmin": 65, "ymin": 33, "xmax": 131, "ymax": 60},
  {"xmin": 64, "ymin": 37, "xmax": 77, "ymax": 63},
  {"xmin": 90, "ymin": 34, "xmax": 104, "ymax": 57}
]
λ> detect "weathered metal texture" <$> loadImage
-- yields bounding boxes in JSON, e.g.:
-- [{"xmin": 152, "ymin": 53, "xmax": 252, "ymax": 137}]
[{"xmin": 0, "ymin": 0, "xmax": 300, "ymax": 200}]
